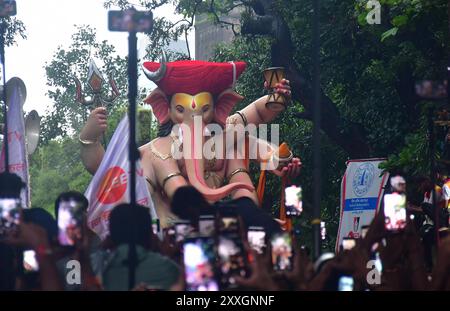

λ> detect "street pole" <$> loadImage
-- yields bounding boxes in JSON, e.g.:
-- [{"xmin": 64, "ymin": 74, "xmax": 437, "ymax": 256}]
[
  {"xmin": 0, "ymin": 20, "xmax": 9, "ymax": 172},
  {"xmin": 107, "ymin": 7, "xmax": 153, "ymax": 292},
  {"xmin": 127, "ymin": 30, "xmax": 138, "ymax": 290},
  {"xmin": 312, "ymin": 0, "xmax": 322, "ymax": 259}
]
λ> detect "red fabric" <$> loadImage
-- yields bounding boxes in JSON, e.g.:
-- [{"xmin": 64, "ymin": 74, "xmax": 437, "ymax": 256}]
[{"xmin": 143, "ymin": 60, "xmax": 246, "ymax": 96}]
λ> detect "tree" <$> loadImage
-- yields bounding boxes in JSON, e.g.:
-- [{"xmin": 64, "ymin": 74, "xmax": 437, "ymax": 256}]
[
  {"xmin": 102, "ymin": 0, "xmax": 447, "ymax": 249},
  {"xmin": 41, "ymin": 25, "xmax": 129, "ymax": 143},
  {"xmin": 0, "ymin": 15, "xmax": 26, "ymax": 46},
  {"xmin": 30, "ymin": 25, "xmax": 155, "ymax": 212}
]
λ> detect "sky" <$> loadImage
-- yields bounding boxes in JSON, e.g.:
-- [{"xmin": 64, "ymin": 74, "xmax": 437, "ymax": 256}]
[{"xmin": 5, "ymin": 0, "xmax": 194, "ymax": 116}]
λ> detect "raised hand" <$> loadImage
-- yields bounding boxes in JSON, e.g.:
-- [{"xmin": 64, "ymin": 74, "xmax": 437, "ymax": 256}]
[
  {"xmin": 283, "ymin": 239, "xmax": 314, "ymax": 290},
  {"xmin": 271, "ymin": 157, "xmax": 302, "ymax": 178},
  {"xmin": 79, "ymin": 107, "xmax": 108, "ymax": 142},
  {"xmin": 265, "ymin": 78, "xmax": 292, "ymax": 101},
  {"xmin": 234, "ymin": 242, "xmax": 279, "ymax": 290}
]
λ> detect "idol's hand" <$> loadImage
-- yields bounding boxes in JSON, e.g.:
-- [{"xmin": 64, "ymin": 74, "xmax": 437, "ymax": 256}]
[
  {"xmin": 80, "ymin": 107, "xmax": 107, "ymax": 142},
  {"xmin": 271, "ymin": 157, "xmax": 302, "ymax": 178},
  {"xmin": 264, "ymin": 78, "xmax": 292, "ymax": 101}
]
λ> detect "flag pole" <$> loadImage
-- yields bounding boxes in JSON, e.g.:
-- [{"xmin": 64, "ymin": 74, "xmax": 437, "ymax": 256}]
[{"xmin": 312, "ymin": 0, "xmax": 322, "ymax": 259}]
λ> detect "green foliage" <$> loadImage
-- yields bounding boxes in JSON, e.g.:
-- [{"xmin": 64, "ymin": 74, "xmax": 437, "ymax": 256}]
[
  {"xmin": 30, "ymin": 25, "xmax": 154, "ymax": 213},
  {"xmin": 0, "ymin": 17, "xmax": 27, "ymax": 47},
  {"xmin": 98, "ymin": 0, "xmax": 447, "ymax": 250},
  {"xmin": 29, "ymin": 137, "xmax": 92, "ymax": 213},
  {"xmin": 21, "ymin": 0, "xmax": 447, "ymax": 248},
  {"xmin": 41, "ymin": 25, "xmax": 129, "ymax": 143}
]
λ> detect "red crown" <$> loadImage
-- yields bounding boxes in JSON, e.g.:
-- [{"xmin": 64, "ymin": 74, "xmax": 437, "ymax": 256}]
[{"xmin": 142, "ymin": 60, "xmax": 246, "ymax": 96}]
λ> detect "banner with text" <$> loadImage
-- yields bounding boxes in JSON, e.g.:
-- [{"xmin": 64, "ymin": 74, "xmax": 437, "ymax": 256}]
[
  {"xmin": 85, "ymin": 116, "xmax": 158, "ymax": 240},
  {"xmin": 0, "ymin": 78, "xmax": 30, "ymax": 207},
  {"xmin": 335, "ymin": 158, "xmax": 388, "ymax": 252}
]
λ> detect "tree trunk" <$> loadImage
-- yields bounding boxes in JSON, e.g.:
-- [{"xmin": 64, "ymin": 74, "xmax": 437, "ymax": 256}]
[{"xmin": 242, "ymin": 0, "xmax": 371, "ymax": 159}]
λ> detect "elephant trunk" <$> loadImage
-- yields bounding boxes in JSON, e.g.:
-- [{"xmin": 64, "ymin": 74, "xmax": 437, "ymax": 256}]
[{"xmin": 181, "ymin": 121, "xmax": 253, "ymax": 202}]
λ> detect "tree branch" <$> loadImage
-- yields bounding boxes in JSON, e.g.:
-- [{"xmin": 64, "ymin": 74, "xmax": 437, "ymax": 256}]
[{"xmin": 240, "ymin": 0, "xmax": 371, "ymax": 158}]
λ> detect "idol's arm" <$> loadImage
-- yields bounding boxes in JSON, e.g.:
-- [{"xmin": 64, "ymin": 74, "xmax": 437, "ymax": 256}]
[
  {"xmin": 79, "ymin": 107, "xmax": 107, "ymax": 175},
  {"xmin": 231, "ymin": 78, "xmax": 291, "ymax": 126},
  {"xmin": 226, "ymin": 158, "xmax": 259, "ymax": 205}
]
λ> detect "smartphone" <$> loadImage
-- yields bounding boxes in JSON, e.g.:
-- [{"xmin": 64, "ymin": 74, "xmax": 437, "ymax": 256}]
[
  {"xmin": 383, "ymin": 193, "xmax": 407, "ymax": 232},
  {"xmin": 0, "ymin": 0, "xmax": 17, "ymax": 17},
  {"xmin": 342, "ymin": 238, "xmax": 356, "ymax": 251},
  {"xmin": 361, "ymin": 225, "xmax": 370, "ymax": 239},
  {"xmin": 285, "ymin": 185, "xmax": 303, "ymax": 217},
  {"xmin": 218, "ymin": 210, "xmax": 239, "ymax": 235},
  {"xmin": 174, "ymin": 220, "xmax": 194, "ymax": 243},
  {"xmin": 152, "ymin": 219, "xmax": 160, "ymax": 235},
  {"xmin": 0, "ymin": 198, "xmax": 21, "ymax": 236},
  {"xmin": 199, "ymin": 215, "xmax": 215, "ymax": 236},
  {"xmin": 57, "ymin": 199, "xmax": 84, "ymax": 246},
  {"xmin": 217, "ymin": 234, "xmax": 248, "ymax": 289},
  {"xmin": 320, "ymin": 221, "xmax": 326, "ymax": 241},
  {"xmin": 372, "ymin": 251, "xmax": 383, "ymax": 275},
  {"xmin": 338, "ymin": 276, "xmax": 354, "ymax": 291},
  {"xmin": 108, "ymin": 10, "xmax": 153, "ymax": 32},
  {"xmin": 183, "ymin": 237, "xmax": 219, "ymax": 291},
  {"xmin": 247, "ymin": 226, "xmax": 266, "ymax": 254},
  {"xmin": 23, "ymin": 250, "xmax": 39, "ymax": 273},
  {"xmin": 271, "ymin": 233, "xmax": 293, "ymax": 271}
]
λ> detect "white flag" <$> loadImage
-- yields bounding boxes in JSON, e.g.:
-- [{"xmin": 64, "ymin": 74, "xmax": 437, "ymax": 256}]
[
  {"xmin": 0, "ymin": 78, "xmax": 30, "ymax": 207},
  {"xmin": 85, "ymin": 116, "xmax": 158, "ymax": 240}
]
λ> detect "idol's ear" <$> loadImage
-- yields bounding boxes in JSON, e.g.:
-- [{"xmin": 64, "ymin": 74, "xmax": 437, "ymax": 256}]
[
  {"xmin": 214, "ymin": 89, "xmax": 244, "ymax": 126},
  {"xmin": 144, "ymin": 88, "xmax": 170, "ymax": 124}
]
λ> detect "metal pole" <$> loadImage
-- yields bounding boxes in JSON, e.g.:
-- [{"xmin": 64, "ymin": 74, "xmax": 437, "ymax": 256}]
[
  {"xmin": 312, "ymin": 0, "xmax": 322, "ymax": 259},
  {"xmin": 0, "ymin": 21, "xmax": 9, "ymax": 172},
  {"xmin": 428, "ymin": 107, "xmax": 440, "ymax": 247},
  {"xmin": 127, "ymin": 30, "xmax": 138, "ymax": 290}
]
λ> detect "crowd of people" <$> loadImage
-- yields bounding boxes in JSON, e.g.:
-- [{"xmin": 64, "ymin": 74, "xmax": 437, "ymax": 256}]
[{"xmin": 0, "ymin": 170, "xmax": 449, "ymax": 291}]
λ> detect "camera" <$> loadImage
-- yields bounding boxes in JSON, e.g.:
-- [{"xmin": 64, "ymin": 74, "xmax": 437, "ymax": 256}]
[
  {"xmin": 0, "ymin": 0, "xmax": 16, "ymax": 17},
  {"xmin": 108, "ymin": 9, "xmax": 153, "ymax": 33}
]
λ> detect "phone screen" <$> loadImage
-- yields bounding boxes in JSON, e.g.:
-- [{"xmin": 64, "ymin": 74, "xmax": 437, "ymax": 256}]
[
  {"xmin": 285, "ymin": 185, "xmax": 303, "ymax": 217},
  {"xmin": 152, "ymin": 219, "xmax": 160, "ymax": 235},
  {"xmin": 320, "ymin": 221, "xmax": 326, "ymax": 240},
  {"xmin": 199, "ymin": 215, "xmax": 215, "ymax": 236},
  {"xmin": 217, "ymin": 235, "xmax": 247, "ymax": 289},
  {"xmin": 247, "ymin": 227, "xmax": 266, "ymax": 254},
  {"xmin": 175, "ymin": 221, "xmax": 194, "ymax": 242},
  {"xmin": 108, "ymin": 10, "xmax": 153, "ymax": 32},
  {"xmin": 0, "ymin": 198, "xmax": 21, "ymax": 236},
  {"xmin": 342, "ymin": 238, "xmax": 356, "ymax": 251},
  {"xmin": 183, "ymin": 237, "xmax": 218, "ymax": 291},
  {"xmin": 384, "ymin": 193, "xmax": 407, "ymax": 232},
  {"xmin": 338, "ymin": 276, "xmax": 354, "ymax": 291},
  {"xmin": 23, "ymin": 250, "xmax": 39, "ymax": 272},
  {"xmin": 57, "ymin": 200, "xmax": 84, "ymax": 246},
  {"xmin": 373, "ymin": 251, "xmax": 383, "ymax": 274},
  {"xmin": 271, "ymin": 233, "xmax": 293, "ymax": 271},
  {"xmin": 218, "ymin": 215, "xmax": 239, "ymax": 235}
]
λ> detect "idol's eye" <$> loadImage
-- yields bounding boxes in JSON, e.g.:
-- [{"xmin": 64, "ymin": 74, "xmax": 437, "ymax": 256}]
[
  {"xmin": 176, "ymin": 105, "xmax": 184, "ymax": 113},
  {"xmin": 202, "ymin": 105, "xmax": 210, "ymax": 113}
]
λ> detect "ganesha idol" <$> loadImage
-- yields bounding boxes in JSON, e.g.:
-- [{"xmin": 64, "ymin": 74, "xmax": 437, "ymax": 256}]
[{"xmin": 79, "ymin": 54, "xmax": 301, "ymax": 228}]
